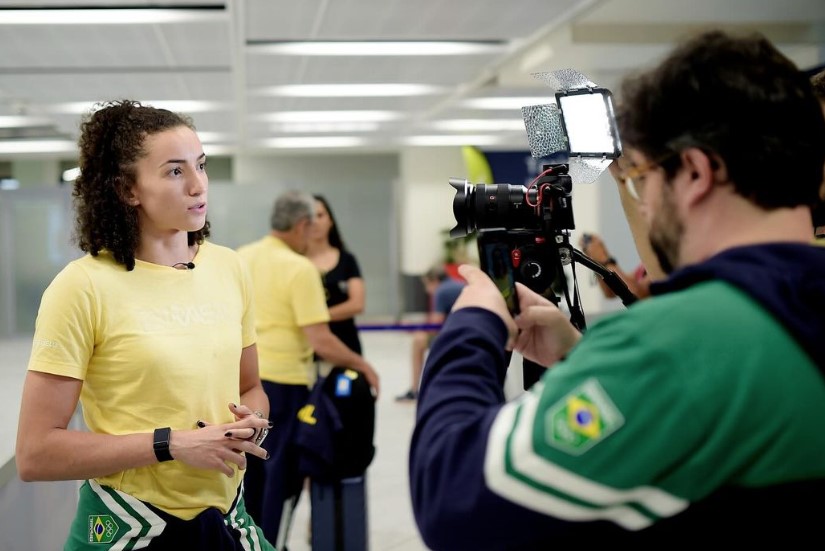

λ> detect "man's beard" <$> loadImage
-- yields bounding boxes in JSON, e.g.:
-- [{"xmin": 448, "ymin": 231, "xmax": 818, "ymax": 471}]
[{"xmin": 648, "ymin": 184, "xmax": 683, "ymax": 275}]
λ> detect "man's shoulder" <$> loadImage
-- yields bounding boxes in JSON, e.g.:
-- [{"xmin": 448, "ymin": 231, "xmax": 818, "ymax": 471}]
[
  {"xmin": 275, "ymin": 248, "xmax": 321, "ymax": 282},
  {"xmin": 237, "ymin": 236, "xmax": 302, "ymax": 260},
  {"xmin": 599, "ymin": 280, "xmax": 779, "ymax": 340},
  {"xmin": 236, "ymin": 236, "xmax": 266, "ymax": 255},
  {"xmin": 436, "ymin": 278, "xmax": 466, "ymax": 294},
  {"xmin": 433, "ymin": 278, "xmax": 463, "ymax": 298}
]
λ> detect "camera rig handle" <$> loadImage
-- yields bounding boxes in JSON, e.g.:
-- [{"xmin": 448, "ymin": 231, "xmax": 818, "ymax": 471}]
[
  {"xmin": 571, "ymin": 248, "xmax": 639, "ymax": 307},
  {"xmin": 521, "ymin": 245, "xmax": 639, "ymax": 390}
]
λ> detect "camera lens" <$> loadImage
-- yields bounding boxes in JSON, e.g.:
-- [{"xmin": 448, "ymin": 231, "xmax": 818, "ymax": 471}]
[
  {"xmin": 449, "ymin": 178, "xmax": 540, "ymax": 238},
  {"xmin": 449, "ymin": 178, "xmax": 473, "ymax": 238}
]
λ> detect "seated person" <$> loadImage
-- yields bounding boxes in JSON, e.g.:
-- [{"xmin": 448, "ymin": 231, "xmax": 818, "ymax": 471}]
[{"xmin": 396, "ymin": 267, "xmax": 465, "ymax": 402}]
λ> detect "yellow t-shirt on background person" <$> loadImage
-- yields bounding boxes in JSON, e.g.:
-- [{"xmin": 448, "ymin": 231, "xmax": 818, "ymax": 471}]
[{"xmin": 237, "ymin": 235, "xmax": 330, "ymax": 386}]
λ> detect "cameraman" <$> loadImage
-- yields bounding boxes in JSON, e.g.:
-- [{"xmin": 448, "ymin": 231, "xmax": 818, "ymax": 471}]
[{"xmin": 409, "ymin": 30, "xmax": 825, "ymax": 548}]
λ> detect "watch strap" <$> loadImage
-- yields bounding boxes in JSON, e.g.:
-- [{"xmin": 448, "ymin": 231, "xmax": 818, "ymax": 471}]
[{"xmin": 153, "ymin": 427, "xmax": 174, "ymax": 462}]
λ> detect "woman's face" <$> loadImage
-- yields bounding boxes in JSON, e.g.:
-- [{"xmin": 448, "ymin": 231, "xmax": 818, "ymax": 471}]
[
  {"xmin": 311, "ymin": 199, "xmax": 333, "ymax": 240},
  {"xmin": 127, "ymin": 126, "xmax": 208, "ymax": 237}
]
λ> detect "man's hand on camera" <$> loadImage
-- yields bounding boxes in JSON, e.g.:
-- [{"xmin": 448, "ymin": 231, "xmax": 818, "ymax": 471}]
[
  {"xmin": 454, "ymin": 264, "xmax": 518, "ymax": 347},
  {"xmin": 512, "ymin": 282, "xmax": 581, "ymax": 367}
]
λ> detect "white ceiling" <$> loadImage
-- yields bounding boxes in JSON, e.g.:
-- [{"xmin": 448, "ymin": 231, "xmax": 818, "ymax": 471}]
[{"xmin": 0, "ymin": 0, "xmax": 823, "ymax": 157}]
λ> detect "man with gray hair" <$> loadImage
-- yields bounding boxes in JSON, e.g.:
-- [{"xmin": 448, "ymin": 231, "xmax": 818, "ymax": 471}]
[{"xmin": 237, "ymin": 189, "xmax": 379, "ymax": 547}]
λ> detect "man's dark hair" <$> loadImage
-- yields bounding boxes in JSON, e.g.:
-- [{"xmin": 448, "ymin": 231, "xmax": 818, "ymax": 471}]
[
  {"xmin": 74, "ymin": 100, "xmax": 209, "ymax": 271},
  {"xmin": 617, "ymin": 30, "xmax": 825, "ymax": 210},
  {"xmin": 811, "ymin": 68, "xmax": 825, "ymax": 100},
  {"xmin": 423, "ymin": 266, "xmax": 448, "ymax": 283},
  {"xmin": 809, "ymin": 68, "xmax": 825, "ymax": 231}
]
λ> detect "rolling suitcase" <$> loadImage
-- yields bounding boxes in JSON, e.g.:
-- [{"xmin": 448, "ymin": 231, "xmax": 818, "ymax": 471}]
[{"xmin": 310, "ymin": 475, "xmax": 369, "ymax": 551}]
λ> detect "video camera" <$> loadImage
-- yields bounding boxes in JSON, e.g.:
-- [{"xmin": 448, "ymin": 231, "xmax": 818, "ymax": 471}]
[
  {"xmin": 447, "ymin": 70, "xmax": 636, "ymax": 387},
  {"xmin": 449, "ymin": 163, "xmax": 575, "ymax": 313}
]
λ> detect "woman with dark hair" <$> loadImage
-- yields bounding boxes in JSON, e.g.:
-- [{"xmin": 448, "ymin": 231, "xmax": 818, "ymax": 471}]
[
  {"xmin": 306, "ymin": 195, "xmax": 365, "ymax": 355},
  {"xmin": 15, "ymin": 100, "xmax": 274, "ymax": 550}
]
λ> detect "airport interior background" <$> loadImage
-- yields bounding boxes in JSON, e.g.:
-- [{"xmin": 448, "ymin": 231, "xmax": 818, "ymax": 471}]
[{"xmin": 0, "ymin": 1, "xmax": 823, "ymax": 549}]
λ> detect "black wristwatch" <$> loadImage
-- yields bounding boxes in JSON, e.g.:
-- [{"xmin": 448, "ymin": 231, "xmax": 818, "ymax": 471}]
[{"xmin": 153, "ymin": 427, "xmax": 174, "ymax": 462}]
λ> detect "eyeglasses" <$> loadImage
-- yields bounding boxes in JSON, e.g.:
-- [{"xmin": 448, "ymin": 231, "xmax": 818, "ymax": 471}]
[{"xmin": 617, "ymin": 152, "xmax": 676, "ymax": 201}]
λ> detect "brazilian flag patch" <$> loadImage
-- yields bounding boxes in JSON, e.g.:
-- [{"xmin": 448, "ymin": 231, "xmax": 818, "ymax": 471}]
[
  {"xmin": 544, "ymin": 378, "xmax": 624, "ymax": 455},
  {"xmin": 88, "ymin": 514, "xmax": 119, "ymax": 544}
]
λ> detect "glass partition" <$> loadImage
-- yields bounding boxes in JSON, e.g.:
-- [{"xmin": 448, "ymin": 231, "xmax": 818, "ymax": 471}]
[{"xmin": 0, "ymin": 187, "xmax": 78, "ymax": 336}]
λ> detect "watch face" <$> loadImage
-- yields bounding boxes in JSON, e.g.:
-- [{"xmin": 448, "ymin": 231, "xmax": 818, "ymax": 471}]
[
  {"xmin": 153, "ymin": 428, "xmax": 173, "ymax": 461},
  {"xmin": 154, "ymin": 427, "xmax": 171, "ymax": 445}
]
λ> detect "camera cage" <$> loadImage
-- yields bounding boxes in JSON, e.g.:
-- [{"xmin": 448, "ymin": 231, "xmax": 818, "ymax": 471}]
[
  {"xmin": 459, "ymin": 166, "xmax": 637, "ymax": 389},
  {"xmin": 452, "ymin": 163, "xmax": 636, "ymax": 318}
]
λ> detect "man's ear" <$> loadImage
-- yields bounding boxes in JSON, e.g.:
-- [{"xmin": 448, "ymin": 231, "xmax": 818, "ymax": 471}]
[{"xmin": 679, "ymin": 147, "xmax": 719, "ymax": 204}]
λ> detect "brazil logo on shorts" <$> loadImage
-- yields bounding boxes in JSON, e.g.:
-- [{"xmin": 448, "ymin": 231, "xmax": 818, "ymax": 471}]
[
  {"xmin": 88, "ymin": 514, "xmax": 119, "ymax": 544},
  {"xmin": 544, "ymin": 378, "xmax": 624, "ymax": 455}
]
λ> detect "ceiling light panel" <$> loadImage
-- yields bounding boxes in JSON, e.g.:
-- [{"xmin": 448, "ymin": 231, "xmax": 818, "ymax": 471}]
[
  {"xmin": 6, "ymin": 73, "xmax": 233, "ymax": 104},
  {"xmin": 404, "ymin": 135, "xmax": 505, "ymax": 147},
  {"xmin": 0, "ymin": 8, "xmax": 226, "ymax": 25},
  {"xmin": 271, "ymin": 122, "xmax": 382, "ymax": 134},
  {"xmin": 462, "ymin": 97, "xmax": 556, "ymax": 110},
  {"xmin": 253, "ymin": 84, "xmax": 444, "ymax": 97},
  {"xmin": 261, "ymin": 111, "xmax": 402, "ymax": 123},
  {"xmin": 245, "ymin": 96, "xmax": 442, "ymax": 114},
  {"xmin": 429, "ymin": 119, "xmax": 528, "ymax": 132},
  {"xmin": 0, "ymin": 139, "xmax": 77, "ymax": 155},
  {"xmin": 260, "ymin": 136, "xmax": 368, "ymax": 149},
  {"xmin": 0, "ymin": 116, "xmax": 54, "ymax": 129},
  {"xmin": 39, "ymin": 100, "xmax": 230, "ymax": 115},
  {"xmin": 247, "ymin": 41, "xmax": 506, "ymax": 56}
]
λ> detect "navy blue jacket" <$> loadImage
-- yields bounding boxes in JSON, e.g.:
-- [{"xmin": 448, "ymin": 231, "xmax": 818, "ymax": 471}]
[{"xmin": 409, "ymin": 243, "xmax": 825, "ymax": 549}]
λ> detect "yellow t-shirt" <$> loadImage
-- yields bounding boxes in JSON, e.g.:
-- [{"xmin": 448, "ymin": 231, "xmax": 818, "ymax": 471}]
[
  {"xmin": 27, "ymin": 241, "xmax": 256, "ymax": 520},
  {"xmin": 237, "ymin": 235, "xmax": 330, "ymax": 385}
]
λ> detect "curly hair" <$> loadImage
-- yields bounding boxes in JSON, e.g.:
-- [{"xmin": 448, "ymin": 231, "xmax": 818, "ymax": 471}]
[
  {"xmin": 616, "ymin": 30, "xmax": 825, "ymax": 210},
  {"xmin": 73, "ymin": 100, "xmax": 210, "ymax": 271}
]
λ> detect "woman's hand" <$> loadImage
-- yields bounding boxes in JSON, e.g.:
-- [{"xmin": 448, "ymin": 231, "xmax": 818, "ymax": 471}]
[
  {"xmin": 181, "ymin": 403, "xmax": 271, "ymax": 476},
  {"xmin": 354, "ymin": 361, "xmax": 381, "ymax": 399}
]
